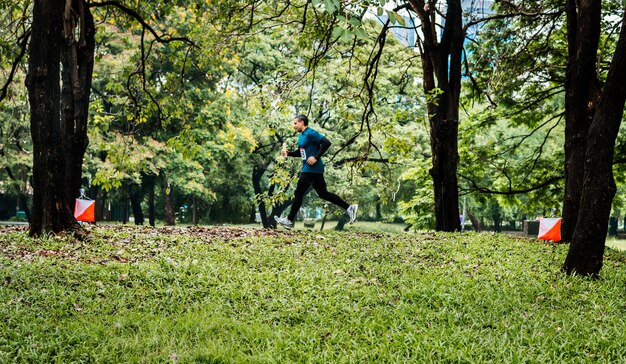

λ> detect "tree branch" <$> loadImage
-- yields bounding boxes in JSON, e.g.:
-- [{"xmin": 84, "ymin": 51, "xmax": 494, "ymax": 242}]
[
  {"xmin": 333, "ymin": 156, "xmax": 391, "ymax": 167},
  {"xmin": 464, "ymin": 10, "xmax": 562, "ymax": 33},
  {"xmin": 89, "ymin": 1, "xmax": 196, "ymax": 47},
  {"xmin": 459, "ymin": 174, "xmax": 564, "ymax": 195},
  {"xmin": 0, "ymin": 29, "xmax": 30, "ymax": 102}
]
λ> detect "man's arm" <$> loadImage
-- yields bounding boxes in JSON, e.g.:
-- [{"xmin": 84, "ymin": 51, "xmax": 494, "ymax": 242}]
[
  {"xmin": 314, "ymin": 137, "xmax": 331, "ymax": 160},
  {"xmin": 287, "ymin": 149, "xmax": 301, "ymax": 157}
]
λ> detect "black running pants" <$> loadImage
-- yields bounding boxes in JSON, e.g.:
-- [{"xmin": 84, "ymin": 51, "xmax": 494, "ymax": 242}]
[{"xmin": 288, "ymin": 173, "xmax": 349, "ymax": 222}]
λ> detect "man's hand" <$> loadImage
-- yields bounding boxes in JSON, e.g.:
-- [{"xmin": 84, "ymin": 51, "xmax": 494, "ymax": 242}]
[
  {"xmin": 306, "ymin": 156, "xmax": 317, "ymax": 165},
  {"xmin": 281, "ymin": 149, "xmax": 288, "ymax": 157}
]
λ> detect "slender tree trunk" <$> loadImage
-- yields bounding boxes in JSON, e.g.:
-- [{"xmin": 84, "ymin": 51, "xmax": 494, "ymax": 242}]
[
  {"xmin": 468, "ymin": 212, "xmax": 481, "ymax": 232},
  {"xmin": 491, "ymin": 200, "xmax": 501, "ymax": 233},
  {"xmin": 121, "ymin": 189, "xmax": 128, "ymax": 224},
  {"xmin": 561, "ymin": 0, "xmax": 602, "ymax": 242},
  {"xmin": 252, "ymin": 165, "xmax": 271, "ymax": 227},
  {"xmin": 97, "ymin": 190, "xmax": 107, "ymax": 221},
  {"xmin": 563, "ymin": 12, "xmax": 626, "ymax": 276},
  {"xmin": 147, "ymin": 178, "xmax": 155, "ymax": 227},
  {"xmin": 192, "ymin": 196, "xmax": 198, "ymax": 225},
  {"xmin": 130, "ymin": 187, "xmax": 144, "ymax": 225},
  {"xmin": 163, "ymin": 181, "xmax": 175, "ymax": 226},
  {"xmin": 141, "ymin": 173, "xmax": 156, "ymax": 226},
  {"xmin": 26, "ymin": 0, "xmax": 81, "ymax": 236}
]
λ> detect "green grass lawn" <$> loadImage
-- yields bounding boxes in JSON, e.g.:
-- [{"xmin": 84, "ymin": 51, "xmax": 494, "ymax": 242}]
[{"xmin": 2, "ymin": 225, "xmax": 626, "ymax": 362}]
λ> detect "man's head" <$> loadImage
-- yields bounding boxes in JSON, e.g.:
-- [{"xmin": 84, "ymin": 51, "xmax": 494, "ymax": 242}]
[{"xmin": 292, "ymin": 114, "xmax": 308, "ymax": 132}]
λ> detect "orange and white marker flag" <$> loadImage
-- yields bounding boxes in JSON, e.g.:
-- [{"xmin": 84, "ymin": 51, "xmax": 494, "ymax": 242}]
[
  {"xmin": 74, "ymin": 199, "xmax": 95, "ymax": 222},
  {"xmin": 538, "ymin": 217, "xmax": 561, "ymax": 242}
]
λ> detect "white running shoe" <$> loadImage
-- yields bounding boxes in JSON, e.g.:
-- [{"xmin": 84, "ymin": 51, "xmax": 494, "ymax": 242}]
[
  {"xmin": 347, "ymin": 204, "xmax": 358, "ymax": 224},
  {"xmin": 274, "ymin": 216, "xmax": 293, "ymax": 229}
]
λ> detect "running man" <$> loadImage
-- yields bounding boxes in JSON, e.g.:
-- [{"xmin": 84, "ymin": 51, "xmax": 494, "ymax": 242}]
[{"xmin": 275, "ymin": 114, "xmax": 357, "ymax": 229}]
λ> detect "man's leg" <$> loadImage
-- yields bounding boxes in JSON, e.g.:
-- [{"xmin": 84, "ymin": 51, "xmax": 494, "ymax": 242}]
[
  {"xmin": 287, "ymin": 175, "xmax": 312, "ymax": 222},
  {"xmin": 311, "ymin": 174, "xmax": 358, "ymax": 223},
  {"xmin": 311, "ymin": 173, "xmax": 349, "ymax": 210}
]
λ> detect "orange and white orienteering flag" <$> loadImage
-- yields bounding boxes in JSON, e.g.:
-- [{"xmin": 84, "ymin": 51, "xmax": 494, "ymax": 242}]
[
  {"xmin": 74, "ymin": 198, "xmax": 95, "ymax": 222},
  {"xmin": 538, "ymin": 217, "xmax": 561, "ymax": 242}
]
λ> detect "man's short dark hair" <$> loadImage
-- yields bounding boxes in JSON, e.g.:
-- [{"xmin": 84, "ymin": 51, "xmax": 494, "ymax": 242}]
[{"xmin": 294, "ymin": 114, "xmax": 309, "ymax": 126}]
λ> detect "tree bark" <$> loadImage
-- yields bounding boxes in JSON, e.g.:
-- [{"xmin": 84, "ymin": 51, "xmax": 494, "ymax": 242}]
[
  {"xmin": 561, "ymin": 0, "xmax": 602, "ymax": 242},
  {"xmin": 411, "ymin": 0, "xmax": 462, "ymax": 231},
  {"xmin": 163, "ymin": 181, "xmax": 175, "ymax": 226},
  {"xmin": 26, "ymin": 0, "xmax": 82, "ymax": 236},
  {"xmin": 121, "ymin": 189, "xmax": 129, "ymax": 224},
  {"xmin": 192, "ymin": 196, "xmax": 198, "ymax": 225},
  {"xmin": 146, "ymin": 175, "xmax": 156, "ymax": 227},
  {"xmin": 61, "ymin": 2, "xmax": 95, "ymax": 211},
  {"xmin": 468, "ymin": 212, "xmax": 481, "ymax": 232},
  {"xmin": 130, "ymin": 186, "xmax": 144, "ymax": 225},
  {"xmin": 563, "ymin": 12, "xmax": 626, "ymax": 276}
]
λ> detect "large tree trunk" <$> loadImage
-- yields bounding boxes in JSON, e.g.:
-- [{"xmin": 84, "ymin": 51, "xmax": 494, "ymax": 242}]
[
  {"xmin": 413, "ymin": 0, "xmax": 463, "ymax": 231},
  {"xmin": 26, "ymin": 0, "xmax": 81, "ymax": 236},
  {"xmin": 563, "ymin": 12, "xmax": 626, "ymax": 276},
  {"xmin": 561, "ymin": 0, "xmax": 602, "ymax": 242}
]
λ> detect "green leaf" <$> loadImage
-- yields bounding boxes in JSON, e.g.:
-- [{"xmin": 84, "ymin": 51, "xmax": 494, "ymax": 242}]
[
  {"xmin": 349, "ymin": 17, "xmax": 361, "ymax": 27},
  {"xmin": 331, "ymin": 26, "xmax": 344, "ymax": 40},
  {"xmin": 340, "ymin": 29, "xmax": 354, "ymax": 42},
  {"xmin": 354, "ymin": 27, "xmax": 368, "ymax": 40},
  {"xmin": 324, "ymin": 0, "xmax": 337, "ymax": 13},
  {"xmin": 393, "ymin": 12, "xmax": 406, "ymax": 27}
]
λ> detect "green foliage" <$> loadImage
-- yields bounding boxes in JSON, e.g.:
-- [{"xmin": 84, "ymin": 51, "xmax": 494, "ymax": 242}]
[
  {"xmin": 458, "ymin": 106, "xmax": 565, "ymax": 218},
  {"xmin": 3, "ymin": 226, "xmax": 626, "ymax": 361},
  {"xmin": 234, "ymin": 14, "xmax": 427, "ymax": 222},
  {"xmin": 83, "ymin": 4, "xmax": 257, "ymax": 223},
  {"xmin": 0, "ymin": 71, "xmax": 31, "ymax": 201}
]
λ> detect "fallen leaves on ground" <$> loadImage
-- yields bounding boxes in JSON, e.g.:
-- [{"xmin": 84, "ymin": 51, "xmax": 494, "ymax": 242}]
[{"xmin": 0, "ymin": 224, "xmax": 294, "ymax": 264}]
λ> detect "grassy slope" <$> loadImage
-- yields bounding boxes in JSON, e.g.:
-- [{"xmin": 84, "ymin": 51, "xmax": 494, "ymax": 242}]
[{"xmin": 1, "ymin": 226, "xmax": 626, "ymax": 363}]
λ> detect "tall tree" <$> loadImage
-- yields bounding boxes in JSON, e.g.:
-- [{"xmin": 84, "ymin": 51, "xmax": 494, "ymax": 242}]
[
  {"xmin": 561, "ymin": 0, "xmax": 602, "ymax": 242},
  {"xmin": 21, "ymin": 0, "xmax": 194, "ymax": 235},
  {"xmin": 408, "ymin": 0, "xmax": 463, "ymax": 231},
  {"xmin": 563, "ymin": 4, "xmax": 626, "ymax": 276},
  {"xmin": 26, "ymin": 0, "xmax": 83, "ymax": 236}
]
